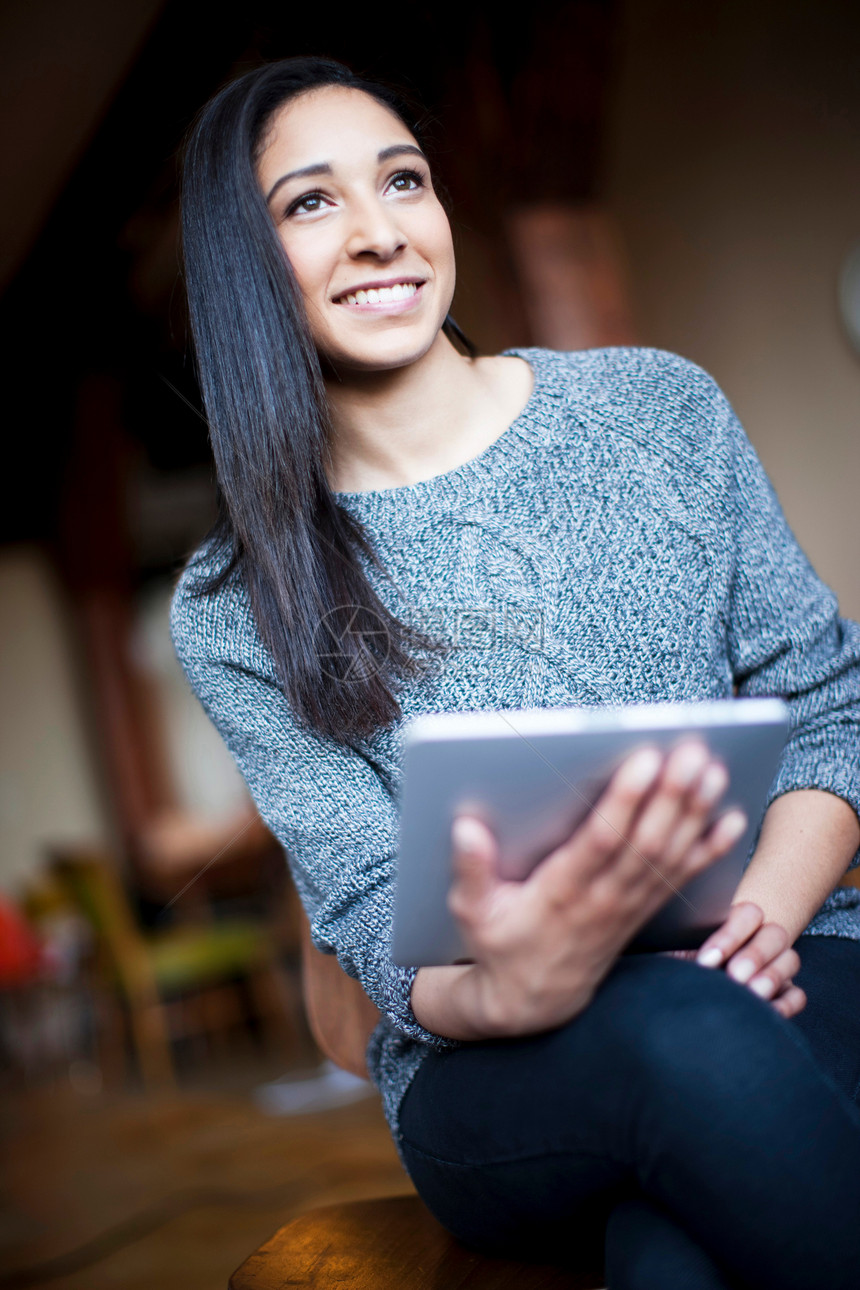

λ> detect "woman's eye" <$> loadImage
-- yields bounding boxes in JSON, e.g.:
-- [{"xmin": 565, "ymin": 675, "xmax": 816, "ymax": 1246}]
[
  {"xmin": 388, "ymin": 169, "xmax": 425, "ymax": 193},
  {"xmin": 282, "ymin": 171, "xmax": 425, "ymax": 218},
  {"xmin": 286, "ymin": 192, "xmax": 328, "ymax": 217}
]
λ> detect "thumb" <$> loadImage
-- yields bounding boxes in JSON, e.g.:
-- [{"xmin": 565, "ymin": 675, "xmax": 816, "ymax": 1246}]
[{"xmin": 448, "ymin": 816, "xmax": 498, "ymax": 920}]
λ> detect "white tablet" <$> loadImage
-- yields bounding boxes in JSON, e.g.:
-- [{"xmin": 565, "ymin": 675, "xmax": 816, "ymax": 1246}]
[{"xmin": 391, "ymin": 698, "xmax": 790, "ymax": 966}]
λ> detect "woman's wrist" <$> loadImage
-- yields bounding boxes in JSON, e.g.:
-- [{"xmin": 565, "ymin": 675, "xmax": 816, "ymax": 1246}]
[
  {"xmin": 411, "ymin": 963, "xmax": 499, "ymax": 1041},
  {"xmin": 411, "ymin": 962, "xmax": 546, "ymax": 1041},
  {"xmin": 732, "ymin": 789, "xmax": 860, "ymax": 944},
  {"xmin": 411, "ymin": 964, "xmax": 471, "ymax": 1039},
  {"xmin": 411, "ymin": 961, "xmax": 596, "ymax": 1042}
]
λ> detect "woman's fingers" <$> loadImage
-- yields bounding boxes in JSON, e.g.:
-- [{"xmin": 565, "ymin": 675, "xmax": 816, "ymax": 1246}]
[
  {"xmin": 695, "ymin": 906, "xmax": 805, "ymax": 1014},
  {"xmin": 537, "ymin": 745, "xmax": 664, "ymax": 898},
  {"xmin": 724, "ymin": 921, "xmax": 790, "ymax": 986},
  {"xmin": 623, "ymin": 741, "xmax": 710, "ymax": 872},
  {"xmin": 695, "ymin": 901, "xmax": 765, "ymax": 968},
  {"xmin": 658, "ymin": 757, "xmax": 730, "ymax": 867},
  {"xmin": 769, "ymin": 982, "xmax": 807, "ymax": 1019},
  {"xmin": 540, "ymin": 740, "xmax": 740, "ymax": 914},
  {"xmin": 678, "ymin": 806, "xmax": 749, "ymax": 880},
  {"xmin": 448, "ymin": 816, "xmax": 499, "ymax": 927},
  {"xmin": 609, "ymin": 743, "xmax": 744, "ymax": 899},
  {"xmin": 741, "ymin": 945, "xmax": 801, "ymax": 1000}
]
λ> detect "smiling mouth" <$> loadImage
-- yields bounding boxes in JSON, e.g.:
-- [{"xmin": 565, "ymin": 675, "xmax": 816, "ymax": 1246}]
[{"xmin": 335, "ymin": 281, "xmax": 422, "ymax": 306}]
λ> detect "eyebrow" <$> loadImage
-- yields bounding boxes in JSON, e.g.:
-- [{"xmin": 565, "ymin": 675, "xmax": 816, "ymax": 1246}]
[{"xmin": 265, "ymin": 143, "xmax": 427, "ymax": 206}]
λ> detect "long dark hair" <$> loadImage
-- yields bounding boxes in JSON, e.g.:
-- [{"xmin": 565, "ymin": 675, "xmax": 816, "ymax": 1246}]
[{"xmin": 180, "ymin": 57, "xmax": 468, "ymax": 745}]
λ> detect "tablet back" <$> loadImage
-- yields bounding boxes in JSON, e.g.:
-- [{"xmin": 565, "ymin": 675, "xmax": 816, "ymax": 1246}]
[{"xmin": 391, "ymin": 699, "xmax": 789, "ymax": 966}]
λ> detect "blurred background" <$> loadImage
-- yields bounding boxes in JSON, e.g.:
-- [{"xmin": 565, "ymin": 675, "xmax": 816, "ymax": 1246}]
[{"xmin": 1, "ymin": 0, "xmax": 859, "ymax": 1286}]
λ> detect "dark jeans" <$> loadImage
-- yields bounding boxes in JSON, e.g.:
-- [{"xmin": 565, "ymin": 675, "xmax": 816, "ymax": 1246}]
[{"xmin": 399, "ymin": 935, "xmax": 860, "ymax": 1289}]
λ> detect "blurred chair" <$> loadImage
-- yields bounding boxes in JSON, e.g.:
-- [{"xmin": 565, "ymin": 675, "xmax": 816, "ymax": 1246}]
[
  {"xmin": 51, "ymin": 846, "xmax": 299, "ymax": 1088},
  {"xmin": 298, "ymin": 907, "xmax": 380, "ymax": 1080},
  {"xmin": 0, "ymin": 895, "xmax": 49, "ymax": 1082},
  {"xmin": 0, "ymin": 895, "xmax": 44, "ymax": 987}
]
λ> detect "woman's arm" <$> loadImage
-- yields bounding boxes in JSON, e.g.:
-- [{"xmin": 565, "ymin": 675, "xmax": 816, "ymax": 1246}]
[
  {"xmin": 168, "ymin": 568, "xmax": 451, "ymax": 1052},
  {"xmin": 719, "ymin": 389, "xmax": 860, "ymax": 871},
  {"xmin": 671, "ymin": 370, "xmax": 860, "ymax": 1006},
  {"xmin": 733, "ymin": 788, "xmax": 860, "ymax": 944}
]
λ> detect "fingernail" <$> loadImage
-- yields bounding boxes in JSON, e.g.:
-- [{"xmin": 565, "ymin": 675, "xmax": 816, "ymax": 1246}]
[
  {"xmin": 699, "ymin": 763, "xmax": 728, "ymax": 804},
  {"xmin": 726, "ymin": 810, "xmax": 748, "ymax": 838},
  {"xmin": 675, "ymin": 747, "xmax": 707, "ymax": 787},
  {"xmin": 729, "ymin": 958, "xmax": 755, "ymax": 983},
  {"xmin": 452, "ymin": 818, "xmax": 484, "ymax": 852},
  {"xmin": 696, "ymin": 947, "xmax": 723, "ymax": 968},
  {"xmin": 626, "ymin": 749, "xmax": 662, "ymax": 789},
  {"xmin": 750, "ymin": 977, "xmax": 775, "ymax": 998}
]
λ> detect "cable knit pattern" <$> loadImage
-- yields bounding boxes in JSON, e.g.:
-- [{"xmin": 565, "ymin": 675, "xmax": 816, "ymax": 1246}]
[{"xmin": 169, "ymin": 346, "xmax": 860, "ymax": 1145}]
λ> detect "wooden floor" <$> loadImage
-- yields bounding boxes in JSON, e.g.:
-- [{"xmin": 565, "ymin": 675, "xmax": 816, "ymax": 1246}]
[{"xmin": 0, "ymin": 1060, "xmax": 415, "ymax": 1290}]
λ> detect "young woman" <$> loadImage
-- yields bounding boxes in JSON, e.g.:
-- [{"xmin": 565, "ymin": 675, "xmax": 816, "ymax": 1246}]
[{"xmin": 171, "ymin": 56, "xmax": 860, "ymax": 1287}]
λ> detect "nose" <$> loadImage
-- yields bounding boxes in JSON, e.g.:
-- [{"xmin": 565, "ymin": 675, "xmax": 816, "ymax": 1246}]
[{"xmin": 344, "ymin": 193, "xmax": 406, "ymax": 261}]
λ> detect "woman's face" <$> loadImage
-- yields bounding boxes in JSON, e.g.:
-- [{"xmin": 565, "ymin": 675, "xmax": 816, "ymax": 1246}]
[{"xmin": 256, "ymin": 85, "xmax": 456, "ymax": 375}]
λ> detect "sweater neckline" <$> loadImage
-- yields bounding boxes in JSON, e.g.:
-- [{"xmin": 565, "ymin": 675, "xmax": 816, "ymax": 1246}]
[{"xmin": 331, "ymin": 347, "xmax": 565, "ymax": 523}]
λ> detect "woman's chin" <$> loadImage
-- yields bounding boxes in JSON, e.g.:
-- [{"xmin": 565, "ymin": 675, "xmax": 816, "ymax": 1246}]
[{"xmin": 322, "ymin": 332, "xmax": 449, "ymax": 378}]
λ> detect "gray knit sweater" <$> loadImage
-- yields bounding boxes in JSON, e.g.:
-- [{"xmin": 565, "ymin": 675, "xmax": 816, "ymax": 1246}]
[{"xmin": 170, "ymin": 346, "xmax": 860, "ymax": 1142}]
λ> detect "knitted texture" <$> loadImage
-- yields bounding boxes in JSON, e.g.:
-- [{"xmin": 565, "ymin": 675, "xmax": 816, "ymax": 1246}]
[{"xmin": 169, "ymin": 346, "xmax": 860, "ymax": 1143}]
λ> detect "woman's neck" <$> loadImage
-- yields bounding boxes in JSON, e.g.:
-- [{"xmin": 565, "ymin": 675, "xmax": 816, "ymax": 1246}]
[{"xmin": 324, "ymin": 335, "xmax": 532, "ymax": 493}]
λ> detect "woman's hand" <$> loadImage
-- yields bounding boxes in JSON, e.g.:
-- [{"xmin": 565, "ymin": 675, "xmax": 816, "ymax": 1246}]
[
  {"xmin": 690, "ymin": 902, "xmax": 807, "ymax": 1018},
  {"xmin": 410, "ymin": 740, "xmax": 748, "ymax": 1041}
]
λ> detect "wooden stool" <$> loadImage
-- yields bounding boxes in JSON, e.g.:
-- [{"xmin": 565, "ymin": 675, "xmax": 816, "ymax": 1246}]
[
  {"xmin": 228, "ymin": 1194, "xmax": 604, "ymax": 1288},
  {"xmin": 242, "ymin": 919, "xmax": 603, "ymax": 1287}
]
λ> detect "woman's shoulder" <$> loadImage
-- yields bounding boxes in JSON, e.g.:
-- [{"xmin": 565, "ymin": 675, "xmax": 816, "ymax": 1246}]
[
  {"xmin": 509, "ymin": 344, "xmax": 720, "ymax": 402},
  {"xmin": 509, "ymin": 345, "xmax": 738, "ymax": 468}
]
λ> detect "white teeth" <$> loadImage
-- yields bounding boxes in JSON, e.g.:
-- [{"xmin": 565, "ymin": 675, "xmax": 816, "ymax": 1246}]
[{"xmin": 338, "ymin": 283, "xmax": 419, "ymax": 305}]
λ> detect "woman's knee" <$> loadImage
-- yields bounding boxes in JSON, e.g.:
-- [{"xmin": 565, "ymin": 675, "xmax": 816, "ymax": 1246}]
[
  {"xmin": 400, "ymin": 955, "xmax": 790, "ymax": 1166},
  {"xmin": 586, "ymin": 953, "xmax": 786, "ymax": 1093}
]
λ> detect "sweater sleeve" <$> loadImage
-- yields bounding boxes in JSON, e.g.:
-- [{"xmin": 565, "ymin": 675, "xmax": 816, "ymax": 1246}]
[
  {"xmin": 169, "ymin": 593, "xmax": 450, "ymax": 1048},
  {"xmin": 718, "ymin": 390, "xmax": 860, "ymax": 868}
]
